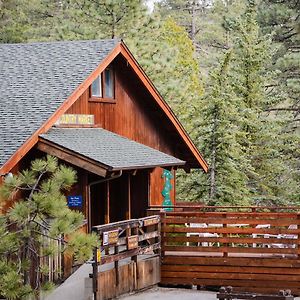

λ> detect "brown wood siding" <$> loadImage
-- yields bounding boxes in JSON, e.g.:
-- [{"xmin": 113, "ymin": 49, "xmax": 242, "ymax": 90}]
[
  {"xmin": 65, "ymin": 167, "xmax": 88, "ymax": 221},
  {"xmin": 66, "ymin": 59, "xmax": 175, "ymax": 155},
  {"xmin": 66, "ymin": 56, "xmax": 179, "ymax": 205}
]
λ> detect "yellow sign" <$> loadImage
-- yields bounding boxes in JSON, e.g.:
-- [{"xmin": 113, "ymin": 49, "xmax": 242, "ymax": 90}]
[
  {"xmin": 57, "ymin": 114, "xmax": 94, "ymax": 125},
  {"xmin": 103, "ymin": 230, "xmax": 119, "ymax": 246},
  {"xmin": 143, "ymin": 217, "xmax": 159, "ymax": 227},
  {"xmin": 127, "ymin": 235, "xmax": 139, "ymax": 250}
]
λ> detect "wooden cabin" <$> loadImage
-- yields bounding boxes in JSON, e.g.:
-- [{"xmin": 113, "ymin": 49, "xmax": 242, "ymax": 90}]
[{"xmin": 0, "ymin": 39, "xmax": 208, "ymax": 232}]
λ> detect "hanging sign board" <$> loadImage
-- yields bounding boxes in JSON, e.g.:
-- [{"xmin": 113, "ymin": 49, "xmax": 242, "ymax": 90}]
[
  {"xmin": 67, "ymin": 195, "xmax": 83, "ymax": 208},
  {"xmin": 102, "ymin": 230, "xmax": 119, "ymax": 246},
  {"xmin": 143, "ymin": 217, "xmax": 159, "ymax": 227},
  {"xmin": 56, "ymin": 114, "xmax": 94, "ymax": 126},
  {"xmin": 127, "ymin": 235, "xmax": 139, "ymax": 250}
]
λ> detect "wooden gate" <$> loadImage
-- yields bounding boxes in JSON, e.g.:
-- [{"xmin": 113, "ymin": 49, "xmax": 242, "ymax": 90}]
[
  {"xmin": 91, "ymin": 215, "xmax": 161, "ymax": 300},
  {"xmin": 159, "ymin": 206, "xmax": 300, "ymax": 295}
]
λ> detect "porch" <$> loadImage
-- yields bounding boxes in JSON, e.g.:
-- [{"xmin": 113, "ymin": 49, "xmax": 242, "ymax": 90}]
[
  {"xmin": 154, "ymin": 205, "xmax": 300, "ymax": 295},
  {"xmin": 45, "ymin": 205, "xmax": 300, "ymax": 300}
]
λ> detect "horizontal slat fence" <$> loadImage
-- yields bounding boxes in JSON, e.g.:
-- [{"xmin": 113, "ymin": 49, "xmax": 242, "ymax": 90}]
[{"xmin": 159, "ymin": 208, "xmax": 300, "ymax": 295}]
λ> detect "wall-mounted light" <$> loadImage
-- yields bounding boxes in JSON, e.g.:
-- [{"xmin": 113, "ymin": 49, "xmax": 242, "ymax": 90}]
[
  {"xmin": 6, "ymin": 173, "xmax": 13, "ymax": 179},
  {"xmin": 2, "ymin": 172, "xmax": 14, "ymax": 183}
]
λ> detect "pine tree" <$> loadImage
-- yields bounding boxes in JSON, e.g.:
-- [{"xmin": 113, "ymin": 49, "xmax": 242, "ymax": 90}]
[
  {"xmin": 0, "ymin": 217, "xmax": 32, "ymax": 299},
  {"xmin": 157, "ymin": 0, "xmax": 246, "ymax": 77},
  {"xmin": 203, "ymin": 50, "xmax": 250, "ymax": 205},
  {"xmin": 230, "ymin": 0, "xmax": 297, "ymax": 205},
  {"xmin": 258, "ymin": 0, "xmax": 300, "ymax": 120},
  {"xmin": 0, "ymin": 155, "xmax": 98, "ymax": 299},
  {"xmin": 177, "ymin": 51, "xmax": 250, "ymax": 205},
  {"xmin": 62, "ymin": 0, "xmax": 149, "ymax": 40},
  {"xmin": 257, "ymin": 0, "xmax": 300, "ymax": 204},
  {"xmin": 127, "ymin": 17, "xmax": 203, "ymax": 131},
  {"xmin": 177, "ymin": 0, "xmax": 299, "ymax": 206},
  {"xmin": 0, "ymin": 0, "xmax": 29, "ymax": 43}
]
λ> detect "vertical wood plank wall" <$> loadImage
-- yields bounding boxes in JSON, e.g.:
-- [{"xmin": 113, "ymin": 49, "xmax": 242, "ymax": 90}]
[{"xmin": 65, "ymin": 57, "xmax": 179, "ymax": 206}]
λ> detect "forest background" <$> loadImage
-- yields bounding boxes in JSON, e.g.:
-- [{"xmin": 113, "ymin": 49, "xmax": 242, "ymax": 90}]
[{"xmin": 1, "ymin": 0, "xmax": 299, "ymax": 206}]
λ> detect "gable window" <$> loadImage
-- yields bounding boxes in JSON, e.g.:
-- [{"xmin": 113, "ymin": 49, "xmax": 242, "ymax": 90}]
[
  {"xmin": 91, "ymin": 75, "xmax": 102, "ymax": 98},
  {"xmin": 89, "ymin": 67, "xmax": 115, "ymax": 102},
  {"xmin": 104, "ymin": 68, "xmax": 114, "ymax": 98}
]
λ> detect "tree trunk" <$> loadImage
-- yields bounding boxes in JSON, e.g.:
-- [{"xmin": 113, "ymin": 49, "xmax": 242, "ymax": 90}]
[
  {"xmin": 210, "ymin": 142, "xmax": 216, "ymax": 200},
  {"xmin": 210, "ymin": 108, "xmax": 218, "ymax": 200},
  {"xmin": 191, "ymin": 1, "xmax": 196, "ymax": 44}
]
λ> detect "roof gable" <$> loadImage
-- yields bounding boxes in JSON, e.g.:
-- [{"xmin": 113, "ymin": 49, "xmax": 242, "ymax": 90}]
[
  {"xmin": 0, "ymin": 39, "xmax": 120, "ymax": 173},
  {"xmin": 0, "ymin": 39, "xmax": 208, "ymax": 175}
]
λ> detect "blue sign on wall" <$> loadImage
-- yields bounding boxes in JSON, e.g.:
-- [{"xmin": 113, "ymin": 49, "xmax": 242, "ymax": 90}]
[{"xmin": 67, "ymin": 195, "xmax": 83, "ymax": 208}]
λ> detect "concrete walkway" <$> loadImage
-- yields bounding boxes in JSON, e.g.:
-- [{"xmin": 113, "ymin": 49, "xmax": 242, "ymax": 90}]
[
  {"xmin": 120, "ymin": 287, "xmax": 217, "ymax": 300},
  {"xmin": 121, "ymin": 287, "xmax": 300, "ymax": 300},
  {"xmin": 45, "ymin": 264, "xmax": 93, "ymax": 300},
  {"xmin": 44, "ymin": 264, "xmax": 300, "ymax": 300}
]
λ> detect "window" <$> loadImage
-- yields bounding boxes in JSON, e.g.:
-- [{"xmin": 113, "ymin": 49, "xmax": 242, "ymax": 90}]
[
  {"xmin": 104, "ymin": 68, "xmax": 114, "ymax": 98},
  {"xmin": 90, "ymin": 67, "xmax": 115, "ymax": 102},
  {"xmin": 91, "ymin": 75, "xmax": 102, "ymax": 98}
]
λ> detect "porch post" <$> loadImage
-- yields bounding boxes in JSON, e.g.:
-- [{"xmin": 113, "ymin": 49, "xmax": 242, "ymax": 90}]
[
  {"xmin": 105, "ymin": 181, "xmax": 110, "ymax": 224},
  {"xmin": 127, "ymin": 173, "xmax": 131, "ymax": 220}
]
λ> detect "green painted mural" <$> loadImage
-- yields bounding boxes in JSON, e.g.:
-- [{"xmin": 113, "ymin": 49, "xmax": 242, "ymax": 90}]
[{"xmin": 162, "ymin": 169, "xmax": 173, "ymax": 211}]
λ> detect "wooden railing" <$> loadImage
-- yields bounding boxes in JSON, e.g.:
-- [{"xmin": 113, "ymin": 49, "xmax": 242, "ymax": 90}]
[
  {"xmin": 39, "ymin": 221, "xmax": 88, "ymax": 283},
  {"xmin": 149, "ymin": 205, "xmax": 300, "ymax": 212},
  {"xmin": 91, "ymin": 215, "xmax": 161, "ymax": 300},
  {"xmin": 39, "ymin": 230, "xmax": 63, "ymax": 283},
  {"xmin": 159, "ymin": 207, "xmax": 300, "ymax": 295}
]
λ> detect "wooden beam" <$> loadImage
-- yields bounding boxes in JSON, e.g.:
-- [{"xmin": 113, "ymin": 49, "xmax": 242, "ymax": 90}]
[
  {"xmin": 105, "ymin": 181, "xmax": 110, "ymax": 224},
  {"xmin": 127, "ymin": 174, "xmax": 131, "ymax": 220},
  {"xmin": 83, "ymin": 171, "xmax": 89, "ymax": 231},
  {"xmin": 36, "ymin": 140, "xmax": 107, "ymax": 177}
]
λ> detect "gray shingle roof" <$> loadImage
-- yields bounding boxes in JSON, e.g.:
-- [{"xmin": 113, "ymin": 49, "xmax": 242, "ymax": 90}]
[
  {"xmin": 40, "ymin": 128, "xmax": 185, "ymax": 170},
  {"xmin": 0, "ymin": 39, "xmax": 119, "ymax": 168}
]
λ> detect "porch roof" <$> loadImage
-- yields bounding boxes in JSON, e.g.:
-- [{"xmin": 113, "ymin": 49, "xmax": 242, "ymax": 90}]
[{"xmin": 38, "ymin": 128, "xmax": 185, "ymax": 176}]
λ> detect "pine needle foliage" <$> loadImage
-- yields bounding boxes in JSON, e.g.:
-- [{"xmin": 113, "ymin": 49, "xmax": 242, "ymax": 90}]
[
  {"xmin": 0, "ymin": 155, "xmax": 98, "ymax": 299},
  {"xmin": 127, "ymin": 16, "xmax": 203, "ymax": 132}
]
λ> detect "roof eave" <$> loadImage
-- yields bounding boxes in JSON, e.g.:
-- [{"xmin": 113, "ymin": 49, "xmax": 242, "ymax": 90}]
[
  {"xmin": 37, "ymin": 136, "xmax": 186, "ymax": 175},
  {"xmin": 110, "ymin": 161, "xmax": 186, "ymax": 172}
]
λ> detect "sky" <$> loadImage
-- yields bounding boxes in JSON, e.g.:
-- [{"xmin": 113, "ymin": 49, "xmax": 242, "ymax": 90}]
[{"xmin": 146, "ymin": 0, "xmax": 161, "ymax": 12}]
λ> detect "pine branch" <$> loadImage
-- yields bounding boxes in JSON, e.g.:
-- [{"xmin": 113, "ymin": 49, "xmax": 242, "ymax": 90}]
[
  {"xmin": 265, "ymin": 107, "xmax": 300, "ymax": 112},
  {"xmin": 28, "ymin": 171, "xmax": 46, "ymax": 201},
  {"xmin": 208, "ymin": 43, "xmax": 230, "ymax": 50},
  {"xmin": 32, "ymin": 220, "xmax": 50, "ymax": 231},
  {"xmin": 27, "ymin": 244, "xmax": 39, "ymax": 259},
  {"xmin": 32, "ymin": 230, "xmax": 63, "ymax": 243}
]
